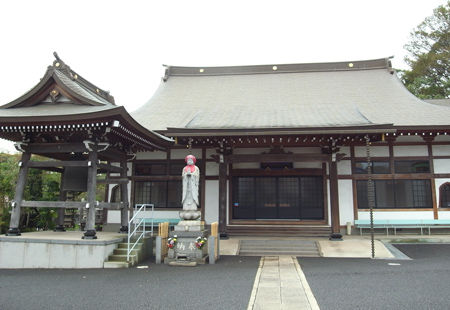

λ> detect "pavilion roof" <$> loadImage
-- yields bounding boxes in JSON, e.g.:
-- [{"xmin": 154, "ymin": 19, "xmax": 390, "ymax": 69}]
[
  {"xmin": 133, "ymin": 57, "xmax": 450, "ymax": 134},
  {"xmin": 0, "ymin": 53, "xmax": 173, "ymax": 152}
]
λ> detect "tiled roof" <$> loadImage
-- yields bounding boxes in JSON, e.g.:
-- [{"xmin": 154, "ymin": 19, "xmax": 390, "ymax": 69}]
[{"xmin": 133, "ymin": 58, "xmax": 450, "ymax": 131}]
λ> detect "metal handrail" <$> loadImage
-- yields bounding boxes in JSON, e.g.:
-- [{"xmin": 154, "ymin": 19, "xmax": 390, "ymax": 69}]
[{"xmin": 127, "ymin": 203, "xmax": 154, "ymax": 262}]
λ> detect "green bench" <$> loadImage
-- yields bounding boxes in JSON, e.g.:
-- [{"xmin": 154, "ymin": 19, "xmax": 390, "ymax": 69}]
[
  {"xmin": 142, "ymin": 218, "xmax": 180, "ymax": 227},
  {"xmin": 354, "ymin": 219, "xmax": 450, "ymax": 236}
]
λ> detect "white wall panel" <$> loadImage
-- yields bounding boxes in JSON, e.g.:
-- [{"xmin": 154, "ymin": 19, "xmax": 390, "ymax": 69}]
[
  {"xmin": 206, "ymin": 162, "xmax": 219, "ymax": 176},
  {"xmin": 432, "ymin": 145, "xmax": 450, "ymax": 156},
  {"xmin": 355, "ymin": 146, "xmax": 389, "ymax": 157},
  {"xmin": 357, "ymin": 211, "xmax": 434, "ymax": 221},
  {"xmin": 205, "ymin": 180, "xmax": 219, "ymax": 224},
  {"xmin": 438, "ymin": 211, "xmax": 450, "ymax": 219},
  {"xmin": 293, "ymin": 162, "xmax": 322, "ymax": 169},
  {"xmin": 394, "ymin": 145, "xmax": 428, "ymax": 157},
  {"xmin": 338, "ymin": 180, "xmax": 354, "ymax": 225},
  {"xmin": 433, "ymin": 159, "xmax": 450, "ymax": 174},
  {"xmin": 337, "ymin": 160, "xmax": 351, "ymax": 175},
  {"xmin": 135, "ymin": 151, "xmax": 167, "ymax": 160}
]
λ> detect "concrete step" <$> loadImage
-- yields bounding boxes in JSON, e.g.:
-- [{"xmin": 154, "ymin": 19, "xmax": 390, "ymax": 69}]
[
  {"xmin": 103, "ymin": 261, "xmax": 131, "ymax": 268},
  {"xmin": 238, "ymin": 240, "xmax": 320, "ymax": 256},
  {"xmin": 113, "ymin": 248, "xmax": 139, "ymax": 256},
  {"xmin": 108, "ymin": 254, "xmax": 138, "ymax": 264},
  {"xmin": 117, "ymin": 243, "xmax": 143, "ymax": 249},
  {"xmin": 239, "ymin": 251, "xmax": 320, "ymax": 257},
  {"xmin": 239, "ymin": 250, "xmax": 319, "ymax": 256}
]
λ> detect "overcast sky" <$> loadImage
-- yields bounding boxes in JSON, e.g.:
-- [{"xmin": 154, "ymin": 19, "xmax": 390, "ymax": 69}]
[{"xmin": 0, "ymin": 0, "xmax": 446, "ymax": 152}]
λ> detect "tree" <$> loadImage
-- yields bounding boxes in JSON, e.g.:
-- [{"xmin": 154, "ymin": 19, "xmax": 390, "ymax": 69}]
[{"xmin": 400, "ymin": 1, "xmax": 449, "ymax": 99}]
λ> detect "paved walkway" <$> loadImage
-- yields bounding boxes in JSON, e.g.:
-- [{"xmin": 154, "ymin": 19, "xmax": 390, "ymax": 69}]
[{"xmin": 247, "ymin": 256, "xmax": 320, "ymax": 310}]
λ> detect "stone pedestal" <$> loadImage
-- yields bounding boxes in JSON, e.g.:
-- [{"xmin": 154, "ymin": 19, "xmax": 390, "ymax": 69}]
[{"xmin": 164, "ymin": 222, "xmax": 209, "ymax": 266}]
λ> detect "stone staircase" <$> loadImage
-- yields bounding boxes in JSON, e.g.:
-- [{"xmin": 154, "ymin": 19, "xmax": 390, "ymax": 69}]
[
  {"xmin": 238, "ymin": 239, "xmax": 321, "ymax": 257},
  {"xmin": 103, "ymin": 237, "xmax": 152, "ymax": 268}
]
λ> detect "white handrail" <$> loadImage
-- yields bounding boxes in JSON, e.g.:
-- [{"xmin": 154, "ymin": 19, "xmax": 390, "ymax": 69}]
[{"xmin": 127, "ymin": 203, "xmax": 154, "ymax": 262}]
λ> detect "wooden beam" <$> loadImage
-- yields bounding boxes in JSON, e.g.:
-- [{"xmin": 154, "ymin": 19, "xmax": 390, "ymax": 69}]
[
  {"xmin": 329, "ymin": 159, "xmax": 341, "ymax": 234},
  {"xmin": 98, "ymin": 163, "xmax": 123, "ymax": 173},
  {"xmin": 7, "ymin": 152, "xmax": 31, "ymax": 235},
  {"xmin": 22, "ymin": 143, "xmax": 87, "ymax": 154},
  {"xmin": 98, "ymin": 202, "xmax": 128, "ymax": 210},
  {"xmin": 218, "ymin": 161, "xmax": 227, "ymax": 235},
  {"xmin": 97, "ymin": 177, "xmax": 129, "ymax": 184},
  {"xmin": 219, "ymin": 153, "xmax": 331, "ymax": 163},
  {"xmin": 120, "ymin": 160, "xmax": 129, "ymax": 232},
  {"xmin": 84, "ymin": 150, "xmax": 98, "ymax": 239},
  {"xmin": 21, "ymin": 201, "xmax": 86, "ymax": 208},
  {"xmin": 27, "ymin": 160, "xmax": 88, "ymax": 168}
]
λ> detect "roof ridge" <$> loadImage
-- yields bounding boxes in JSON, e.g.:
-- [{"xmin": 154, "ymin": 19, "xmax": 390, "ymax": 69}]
[
  {"xmin": 163, "ymin": 57, "xmax": 394, "ymax": 80},
  {"xmin": 52, "ymin": 52, "xmax": 115, "ymax": 104}
]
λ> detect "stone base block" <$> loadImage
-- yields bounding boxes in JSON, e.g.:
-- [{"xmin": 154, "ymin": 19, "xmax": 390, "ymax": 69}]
[
  {"xmin": 174, "ymin": 220, "xmax": 204, "ymax": 232},
  {"xmin": 165, "ymin": 230, "xmax": 209, "ymax": 265}
]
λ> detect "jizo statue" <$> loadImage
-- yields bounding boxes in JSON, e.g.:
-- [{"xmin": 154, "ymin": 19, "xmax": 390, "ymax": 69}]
[{"xmin": 179, "ymin": 155, "xmax": 201, "ymax": 220}]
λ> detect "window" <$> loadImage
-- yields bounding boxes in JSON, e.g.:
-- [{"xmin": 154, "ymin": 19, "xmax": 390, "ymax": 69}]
[
  {"xmin": 439, "ymin": 183, "xmax": 450, "ymax": 208},
  {"xmin": 356, "ymin": 179, "xmax": 432, "ymax": 209},
  {"xmin": 133, "ymin": 160, "xmax": 201, "ymax": 208},
  {"xmin": 355, "ymin": 161, "xmax": 390, "ymax": 174},
  {"xmin": 110, "ymin": 185, "xmax": 120, "ymax": 202},
  {"xmin": 394, "ymin": 160, "xmax": 430, "ymax": 173},
  {"xmin": 134, "ymin": 181, "xmax": 182, "ymax": 208}
]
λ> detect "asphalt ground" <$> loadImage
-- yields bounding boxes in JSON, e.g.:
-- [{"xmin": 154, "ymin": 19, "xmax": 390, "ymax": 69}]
[
  {"xmin": 299, "ymin": 244, "xmax": 450, "ymax": 310},
  {"xmin": 0, "ymin": 256, "xmax": 260, "ymax": 310}
]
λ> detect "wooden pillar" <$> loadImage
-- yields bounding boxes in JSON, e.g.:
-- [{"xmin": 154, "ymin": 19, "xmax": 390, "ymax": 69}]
[
  {"xmin": 54, "ymin": 169, "xmax": 67, "ymax": 232},
  {"xmin": 329, "ymin": 156, "xmax": 342, "ymax": 239},
  {"xmin": 83, "ymin": 150, "xmax": 98, "ymax": 239},
  {"xmin": 218, "ymin": 160, "xmax": 227, "ymax": 236},
  {"xmin": 7, "ymin": 152, "xmax": 31, "ymax": 236},
  {"xmin": 119, "ymin": 160, "xmax": 129, "ymax": 233}
]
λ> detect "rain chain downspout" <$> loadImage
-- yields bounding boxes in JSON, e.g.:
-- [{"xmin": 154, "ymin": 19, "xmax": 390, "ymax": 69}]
[{"xmin": 365, "ymin": 135, "xmax": 375, "ymax": 258}]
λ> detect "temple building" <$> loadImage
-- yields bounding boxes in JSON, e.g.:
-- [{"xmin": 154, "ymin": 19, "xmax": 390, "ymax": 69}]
[{"xmin": 2, "ymin": 55, "xmax": 450, "ymax": 239}]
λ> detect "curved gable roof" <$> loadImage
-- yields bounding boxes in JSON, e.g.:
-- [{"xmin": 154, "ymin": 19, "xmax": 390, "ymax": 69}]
[{"xmin": 133, "ymin": 57, "xmax": 450, "ymax": 132}]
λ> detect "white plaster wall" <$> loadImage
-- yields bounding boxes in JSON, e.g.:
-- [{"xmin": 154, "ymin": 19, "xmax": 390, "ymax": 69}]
[
  {"xmin": 395, "ymin": 136, "xmax": 424, "ymax": 143},
  {"xmin": 355, "ymin": 146, "xmax": 389, "ymax": 157},
  {"xmin": 338, "ymin": 180, "xmax": 354, "ymax": 225},
  {"xmin": 205, "ymin": 180, "xmax": 219, "ymax": 224},
  {"xmin": 433, "ymin": 159, "xmax": 450, "ymax": 174},
  {"xmin": 0, "ymin": 242, "xmax": 117, "ymax": 269},
  {"xmin": 339, "ymin": 146, "xmax": 350, "ymax": 156},
  {"xmin": 171, "ymin": 148, "xmax": 202, "ymax": 160},
  {"xmin": 135, "ymin": 150, "xmax": 167, "ymax": 160},
  {"xmin": 337, "ymin": 160, "xmax": 351, "ymax": 175},
  {"xmin": 206, "ymin": 148, "xmax": 217, "ymax": 158},
  {"xmin": 357, "ymin": 211, "xmax": 434, "ymax": 221},
  {"xmin": 434, "ymin": 135, "xmax": 450, "ymax": 142},
  {"xmin": 137, "ymin": 210, "xmax": 179, "ymax": 219},
  {"xmin": 394, "ymin": 145, "xmax": 428, "ymax": 157},
  {"xmin": 107, "ymin": 210, "xmax": 121, "ymax": 223},
  {"xmin": 432, "ymin": 145, "xmax": 450, "ymax": 156},
  {"xmin": 206, "ymin": 161, "xmax": 219, "ymax": 176},
  {"xmin": 438, "ymin": 211, "xmax": 450, "ymax": 219},
  {"xmin": 293, "ymin": 162, "xmax": 322, "ymax": 169},
  {"xmin": 435, "ymin": 178, "xmax": 450, "ymax": 208}
]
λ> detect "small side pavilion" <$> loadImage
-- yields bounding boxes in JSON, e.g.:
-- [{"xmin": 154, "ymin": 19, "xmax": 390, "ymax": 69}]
[{"xmin": 0, "ymin": 53, "xmax": 172, "ymax": 239}]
